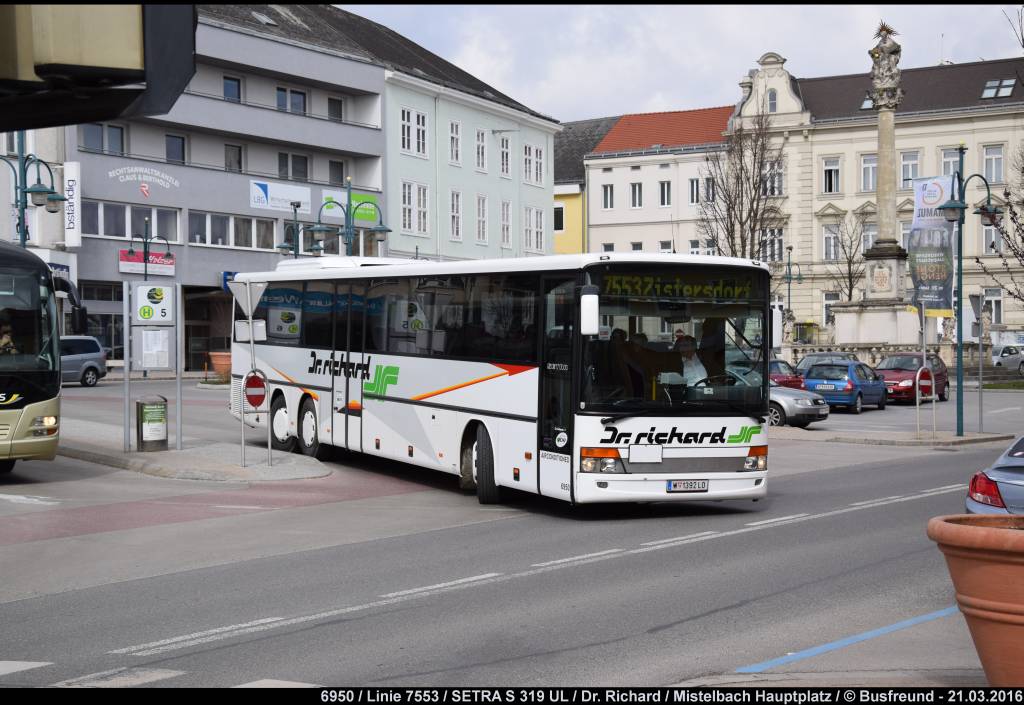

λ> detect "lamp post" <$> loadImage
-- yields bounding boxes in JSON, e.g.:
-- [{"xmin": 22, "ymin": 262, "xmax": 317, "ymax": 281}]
[
  {"xmin": 0, "ymin": 131, "xmax": 66, "ymax": 248},
  {"xmin": 127, "ymin": 217, "xmax": 171, "ymax": 281},
  {"xmin": 783, "ymin": 245, "xmax": 803, "ymax": 317},
  {"xmin": 276, "ymin": 200, "xmax": 323, "ymax": 259},
  {"xmin": 307, "ymin": 177, "xmax": 391, "ymax": 257},
  {"xmin": 936, "ymin": 144, "xmax": 1003, "ymax": 437}
]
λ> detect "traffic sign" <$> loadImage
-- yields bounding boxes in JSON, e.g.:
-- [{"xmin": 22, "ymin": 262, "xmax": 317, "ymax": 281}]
[
  {"xmin": 228, "ymin": 280, "xmax": 268, "ymax": 318},
  {"xmin": 133, "ymin": 283, "xmax": 174, "ymax": 325},
  {"xmin": 244, "ymin": 372, "xmax": 266, "ymax": 408}
]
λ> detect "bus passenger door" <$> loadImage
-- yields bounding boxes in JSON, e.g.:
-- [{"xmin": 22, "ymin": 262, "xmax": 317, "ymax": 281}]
[
  {"xmin": 537, "ymin": 277, "xmax": 575, "ymax": 502},
  {"xmin": 332, "ymin": 283, "xmax": 365, "ymax": 453}
]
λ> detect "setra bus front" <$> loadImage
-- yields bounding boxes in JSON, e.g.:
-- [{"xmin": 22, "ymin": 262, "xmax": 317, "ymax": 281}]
[{"xmin": 561, "ymin": 261, "xmax": 770, "ymax": 504}]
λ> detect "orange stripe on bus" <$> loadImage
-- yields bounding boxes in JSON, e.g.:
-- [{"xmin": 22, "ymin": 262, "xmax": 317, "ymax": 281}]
[
  {"xmin": 271, "ymin": 366, "xmax": 320, "ymax": 402},
  {"xmin": 411, "ymin": 372, "xmax": 507, "ymax": 401}
]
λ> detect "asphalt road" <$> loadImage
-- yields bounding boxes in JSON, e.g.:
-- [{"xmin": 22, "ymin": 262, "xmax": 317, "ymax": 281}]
[{"xmin": 0, "ymin": 437, "xmax": 1004, "ymax": 687}]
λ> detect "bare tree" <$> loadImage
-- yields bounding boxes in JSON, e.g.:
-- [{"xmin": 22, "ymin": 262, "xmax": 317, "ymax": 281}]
[
  {"xmin": 823, "ymin": 214, "xmax": 867, "ymax": 303},
  {"xmin": 1004, "ymin": 6, "xmax": 1024, "ymax": 51},
  {"xmin": 696, "ymin": 109, "xmax": 786, "ymax": 260}
]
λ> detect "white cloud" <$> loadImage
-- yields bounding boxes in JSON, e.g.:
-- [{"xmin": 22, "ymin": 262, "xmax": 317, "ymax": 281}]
[{"xmin": 343, "ymin": 4, "xmax": 1024, "ymax": 121}]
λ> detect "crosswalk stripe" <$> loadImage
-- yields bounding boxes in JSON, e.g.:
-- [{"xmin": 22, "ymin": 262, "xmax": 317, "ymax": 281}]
[
  {"xmin": 234, "ymin": 679, "xmax": 321, "ymax": 688},
  {"xmin": 53, "ymin": 668, "xmax": 185, "ymax": 688},
  {"xmin": 0, "ymin": 661, "xmax": 51, "ymax": 676}
]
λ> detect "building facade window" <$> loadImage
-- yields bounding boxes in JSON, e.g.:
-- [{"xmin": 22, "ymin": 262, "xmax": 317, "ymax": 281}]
[
  {"xmin": 534, "ymin": 147, "xmax": 544, "ymax": 185},
  {"xmin": 476, "ymin": 195, "xmax": 487, "ymax": 243},
  {"xmin": 535, "ymin": 208, "xmax": 544, "ymax": 251},
  {"xmin": 501, "ymin": 200, "xmax": 511, "ymax": 247},
  {"xmin": 823, "ymin": 158, "xmax": 840, "ymax": 194},
  {"xmin": 449, "ymin": 121, "xmax": 461, "ymax": 164},
  {"xmin": 476, "ymin": 129, "xmax": 487, "ymax": 171},
  {"xmin": 416, "ymin": 112, "xmax": 427, "ymax": 156},
  {"xmin": 761, "ymin": 228, "xmax": 784, "ymax": 262},
  {"xmin": 82, "ymin": 201, "xmax": 179, "ymax": 242},
  {"xmin": 401, "ymin": 181, "xmax": 414, "ymax": 233},
  {"xmin": 767, "ymin": 88, "xmax": 777, "ymax": 113},
  {"xmin": 2, "ymin": 132, "xmax": 15, "ymax": 154},
  {"xmin": 186, "ymin": 211, "xmax": 273, "ymax": 249},
  {"xmin": 631, "ymin": 242, "xmax": 642, "ymax": 252},
  {"xmin": 401, "ymin": 108, "xmax": 428, "ymax": 157},
  {"xmin": 523, "ymin": 144, "xmax": 533, "ymax": 183},
  {"xmin": 704, "ymin": 177, "xmax": 716, "ymax": 202},
  {"xmin": 276, "ymin": 87, "xmax": 306, "ymax": 114},
  {"xmin": 824, "ymin": 292, "xmax": 841, "ymax": 326},
  {"xmin": 762, "ymin": 162, "xmax": 782, "ymax": 196},
  {"xmin": 985, "ymin": 145, "xmax": 1004, "ymax": 183},
  {"xmin": 901, "ymin": 151, "xmax": 919, "ymax": 188},
  {"xmin": 861, "ymin": 154, "xmax": 878, "ymax": 191},
  {"xmin": 500, "ymin": 137, "xmax": 511, "ymax": 177},
  {"xmin": 83, "ymin": 123, "xmax": 125, "ymax": 155},
  {"xmin": 225, "ymin": 144, "xmax": 243, "ymax": 173},
  {"xmin": 401, "ymin": 109, "xmax": 412, "ymax": 152},
  {"xmin": 689, "ymin": 178, "xmax": 700, "ymax": 204},
  {"xmin": 862, "ymin": 222, "xmax": 878, "ymax": 252},
  {"xmin": 603, "ymin": 243, "xmax": 614, "ymax": 252},
  {"xmin": 329, "ymin": 160, "xmax": 345, "ymax": 186},
  {"xmin": 278, "ymin": 153, "xmax": 308, "ymax": 181},
  {"xmin": 165, "ymin": 135, "xmax": 186, "ymax": 165},
  {"xmin": 223, "ymin": 76, "xmax": 242, "ymax": 103},
  {"xmin": 416, "ymin": 184, "xmax": 429, "ymax": 235},
  {"xmin": 602, "ymin": 184, "xmax": 614, "ymax": 210},
  {"xmin": 630, "ymin": 182, "xmax": 642, "ymax": 208},
  {"xmin": 984, "ymin": 225, "xmax": 1003, "ymax": 254},
  {"xmin": 942, "ymin": 148, "xmax": 959, "ymax": 176},
  {"xmin": 823, "ymin": 224, "xmax": 840, "ymax": 260},
  {"xmin": 982, "ymin": 79, "xmax": 1015, "ymax": 99},
  {"xmin": 450, "ymin": 190, "xmax": 462, "ymax": 241},
  {"xmin": 553, "ymin": 204, "xmax": 564, "ymax": 231},
  {"xmin": 984, "ymin": 287, "xmax": 1003, "ymax": 324},
  {"xmin": 659, "ymin": 240, "xmax": 672, "ymax": 253},
  {"xmin": 659, "ymin": 180, "xmax": 671, "ymax": 207},
  {"xmin": 328, "ymin": 97, "xmax": 344, "ymax": 122},
  {"xmin": 901, "ymin": 221, "xmax": 912, "ymax": 250}
]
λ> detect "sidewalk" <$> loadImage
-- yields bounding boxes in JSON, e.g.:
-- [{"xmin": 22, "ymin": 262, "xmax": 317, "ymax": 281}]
[
  {"xmin": 676, "ymin": 606, "xmax": 987, "ymax": 687},
  {"xmin": 770, "ymin": 425, "xmax": 1014, "ymax": 447},
  {"xmin": 57, "ymin": 417, "xmax": 331, "ymax": 482}
]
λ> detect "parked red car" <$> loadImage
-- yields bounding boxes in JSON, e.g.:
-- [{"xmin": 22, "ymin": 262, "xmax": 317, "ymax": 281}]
[
  {"xmin": 875, "ymin": 353, "xmax": 950, "ymax": 402},
  {"xmin": 770, "ymin": 359, "xmax": 804, "ymax": 389}
]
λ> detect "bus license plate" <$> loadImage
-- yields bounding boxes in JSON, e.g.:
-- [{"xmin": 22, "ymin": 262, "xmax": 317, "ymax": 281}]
[
  {"xmin": 816, "ymin": 384, "xmax": 835, "ymax": 390},
  {"xmin": 667, "ymin": 479, "xmax": 709, "ymax": 493}
]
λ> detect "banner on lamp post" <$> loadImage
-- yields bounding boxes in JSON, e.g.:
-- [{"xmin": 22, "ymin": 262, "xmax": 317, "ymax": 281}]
[{"xmin": 908, "ymin": 176, "xmax": 955, "ymax": 318}]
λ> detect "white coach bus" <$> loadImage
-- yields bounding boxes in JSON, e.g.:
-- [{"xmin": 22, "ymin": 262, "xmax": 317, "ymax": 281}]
[{"xmin": 230, "ymin": 253, "xmax": 770, "ymax": 505}]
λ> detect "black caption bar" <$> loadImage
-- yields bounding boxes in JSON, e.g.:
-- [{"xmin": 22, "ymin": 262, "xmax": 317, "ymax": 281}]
[{"xmin": 317, "ymin": 689, "xmax": 1024, "ymax": 705}]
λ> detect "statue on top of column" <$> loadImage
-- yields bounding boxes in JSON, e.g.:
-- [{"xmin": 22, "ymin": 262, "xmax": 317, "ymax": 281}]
[{"xmin": 869, "ymin": 22, "xmax": 905, "ymax": 110}]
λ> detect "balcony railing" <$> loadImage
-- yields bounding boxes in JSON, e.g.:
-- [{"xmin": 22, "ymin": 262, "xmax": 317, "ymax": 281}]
[{"xmin": 182, "ymin": 89, "xmax": 380, "ymax": 130}]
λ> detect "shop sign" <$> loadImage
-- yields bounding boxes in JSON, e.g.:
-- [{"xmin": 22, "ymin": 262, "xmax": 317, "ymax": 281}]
[
  {"xmin": 250, "ymin": 180, "xmax": 311, "ymax": 214},
  {"xmin": 118, "ymin": 249, "xmax": 175, "ymax": 277}
]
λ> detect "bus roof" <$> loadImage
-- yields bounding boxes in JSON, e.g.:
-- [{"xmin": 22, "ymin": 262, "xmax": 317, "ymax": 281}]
[
  {"xmin": 0, "ymin": 240, "xmax": 51, "ymax": 276},
  {"xmin": 232, "ymin": 253, "xmax": 769, "ymax": 283}
]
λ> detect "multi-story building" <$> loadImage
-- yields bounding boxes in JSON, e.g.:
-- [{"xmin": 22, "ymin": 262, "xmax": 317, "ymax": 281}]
[
  {"xmin": 2, "ymin": 4, "xmax": 558, "ymax": 369},
  {"xmin": 583, "ymin": 107, "xmax": 733, "ymax": 256},
  {"xmin": 735, "ymin": 52, "xmax": 1024, "ymax": 342},
  {"xmin": 552, "ymin": 116, "xmax": 620, "ymax": 254}
]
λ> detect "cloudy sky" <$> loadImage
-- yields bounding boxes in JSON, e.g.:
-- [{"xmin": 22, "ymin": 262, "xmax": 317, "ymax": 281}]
[{"xmin": 344, "ymin": 4, "xmax": 1024, "ymax": 122}]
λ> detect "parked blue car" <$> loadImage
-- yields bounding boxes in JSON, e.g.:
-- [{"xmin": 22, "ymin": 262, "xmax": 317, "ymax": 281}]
[{"xmin": 801, "ymin": 361, "xmax": 887, "ymax": 414}]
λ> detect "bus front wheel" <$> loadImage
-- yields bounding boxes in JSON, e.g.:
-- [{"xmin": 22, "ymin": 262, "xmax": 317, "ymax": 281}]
[
  {"xmin": 298, "ymin": 397, "xmax": 329, "ymax": 460},
  {"xmin": 271, "ymin": 395, "xmax": 296, "ymax": 453},
  {"xmin": 474, "ymin": 425, "xmax": 501, "ymax": 505}
]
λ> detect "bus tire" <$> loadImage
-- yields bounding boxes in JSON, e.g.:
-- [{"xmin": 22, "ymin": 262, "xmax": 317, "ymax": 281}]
[
  {"xmin": 475, "ymin": 424, "xmax": 501, "ymax": 505},
  {"xmin": 0, "ymin": 459, "xmax": 14, "ymax": 474},
  {"xmin": 270, "ymin": 394, "xmax": 296, "ymax": 453},
  {"xmin": 298, "ymin": 397, "xmax": 329, "ymax": 460},
  {"xmin": 459, "ymin": 428, "xmax": 477, "ymax": 492}
]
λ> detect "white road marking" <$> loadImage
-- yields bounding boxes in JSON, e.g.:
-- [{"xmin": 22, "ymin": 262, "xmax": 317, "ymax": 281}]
[
  {"xmin": 850, "ymin": 496, "xmax": 902, "ymax": 506},
  {"xmin": 746, "ymin": 514, "xmax": 808, "ymax": 526},
  {"xmin": 922, "ymin": 484, "xmax": 965, "ymax": 493},
  {"xmin": 0, "ymin": 494, "xmax": 58, "ymax": 506},
  {"xmin": 233, "ymin": 679, "xmax": 321, "ymax": 688},
  {"xmin": 989, "ymin": 407, "xmax": 1021, "ymax": 415},
  {"xmin": 212, "ymin": 505, "xmax": 266, "ymax": 510},
  {"xmin": 380, "ymin": 573, "xmax": 503, "ymax": 598},
  {"xmin": 531, "ymin": 549, "xmax": 622, "ymax": 567},
  {"xmin": 53, "ymin": 667, "xmax": 185, "ymax": 688},
  {"xmin": 0, "ymin": 661, "xmax": 51, "ymax": 676},
  {"xmin": 110, "ymin": 485, "xmax": 967, "ymax": 658},
  {"xmin": 108, "ymin": 617, "xmax": 284, "ymax": 655},
  {"xmin": 641, "ymin": 531, "xmax": 717, "ymax": 546}
]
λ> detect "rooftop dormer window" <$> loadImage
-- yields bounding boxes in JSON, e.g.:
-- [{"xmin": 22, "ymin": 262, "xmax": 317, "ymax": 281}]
[
  {"xmin": 982, "ymin": 79, "xmax": 1014, "ymax": 99},
  {"xmin": 860, "ymin": 96, "xmax": 874, "ymax": 110}
]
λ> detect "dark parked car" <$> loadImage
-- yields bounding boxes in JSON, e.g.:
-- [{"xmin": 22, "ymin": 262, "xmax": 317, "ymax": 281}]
[
  {"xmin": 794, "ymin": 351, "xmax": 860, "ymax": 377},
  {"xmin": 61, "ymin": 335, "xmax": 107, "ymax": 387},
  {"xmin": 966, "ymin": 436, "xmax": 1024, "ymax": 514},
  {"xmin": 769, "ymin": 358, "xmax": 804, "ymax": 389},
  {"xmin": 876, "ymin": 353, "xmax": 949, "ymax": 403},
  {"xmin": 801, "ymin": 361, "xmax": 886, "ymax": 414}
]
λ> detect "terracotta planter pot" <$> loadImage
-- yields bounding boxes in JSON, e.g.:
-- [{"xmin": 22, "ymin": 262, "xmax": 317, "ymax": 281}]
[
  {"xmin": 927, "ymin": 514, "xmax": 1024, "ymax": 686},
  {"xmin": 207, "ymin": 351, "xmax": 231, "ymax": 378}
]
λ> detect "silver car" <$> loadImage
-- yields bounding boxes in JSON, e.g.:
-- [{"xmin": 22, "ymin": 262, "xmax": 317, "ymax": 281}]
[
  {"xmin": 60, "ymin": 335, "xmax": 107, "ymax": 387},
  {"xmin": 966, "ymin": 436, "xmax": 1024, "ymax": 514},
  {"xmin": 768, "ymin": 380, "xmax": 830, "ymax": 428},
  {"xmin": 991, "ymin": 345, "xmax": 1024, "ymax": 374}
]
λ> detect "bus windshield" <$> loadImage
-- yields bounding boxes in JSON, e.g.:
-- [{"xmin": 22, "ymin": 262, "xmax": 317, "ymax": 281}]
[
  {"xmin": 0, "ymin": 268, "xmax": 58, "ymax": 372},
  {"xmin": 581, "ymin": 264, "xmax": 768, "ymax": 417}
]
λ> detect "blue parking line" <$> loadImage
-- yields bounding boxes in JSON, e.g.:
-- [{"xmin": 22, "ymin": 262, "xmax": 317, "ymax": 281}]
[{"xmin": 736, "ymin": 606, "xmax": 959, "ymax": 673}]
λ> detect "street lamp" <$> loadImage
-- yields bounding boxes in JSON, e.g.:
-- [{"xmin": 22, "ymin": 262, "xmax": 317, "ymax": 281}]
[
  {"xmin": 127, "ymin": 217, "xmax": 172, "ymax": 281},
  {"xmin": 276, "ymin": 200, "xmax": 323, "ymax": 258},
  {"xmin": 783, "ymin": 245, "xmax": 803, "ymax": 318},
  {"xmin": 0, "ymin": 131, "xmax": 66, "ymax": 247},
  {"xmin": 936, "ymin": 144, "xmax": 1003, "ymax": 437},
  {"xmin": 308, "ymin": 176, "xmax": 391, "ymax": 257}
]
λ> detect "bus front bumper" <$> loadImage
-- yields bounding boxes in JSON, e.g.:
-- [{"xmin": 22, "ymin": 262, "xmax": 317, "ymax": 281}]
[
  {"xmin": 574, "ymin": 471, "xmax": 767, "ymax": 504},
  {"xmin": 0, "ymin": 399, "xmax": 60, "ymax": 462}
]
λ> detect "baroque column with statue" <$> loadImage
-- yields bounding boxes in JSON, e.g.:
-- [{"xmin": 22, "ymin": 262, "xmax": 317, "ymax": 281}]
[{"xmin": 831, "ymin": 23, "xmax": 930, "ymax": 345}]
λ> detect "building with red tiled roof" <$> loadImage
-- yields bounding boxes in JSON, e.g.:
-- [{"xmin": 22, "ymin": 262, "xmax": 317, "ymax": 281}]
[{"xmin": 591, "ymin": 106, "xmax": 733, "ymax": 154}]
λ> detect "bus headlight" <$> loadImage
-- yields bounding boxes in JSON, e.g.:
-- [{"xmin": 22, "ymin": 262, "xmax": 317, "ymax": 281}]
[
  {"xmin": 580, "ymin": 448, "xmax": 625, "ymax": 473},
  {"xmin": 743, "ymin": 446, "xmax": 767, "ymax": 471},
  {"xmin": 31, "ymin": 416, "xmax": 59, "ymax": 436}
]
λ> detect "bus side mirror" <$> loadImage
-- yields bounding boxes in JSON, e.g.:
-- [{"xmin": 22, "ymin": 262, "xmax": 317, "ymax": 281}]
[
  {"xmin": 580, "ymin": 285, "xmax": 600, "ymax": 336},
  {"xmin": 72, "ymin": 306, "xmax": 88, "ymax": 335}
]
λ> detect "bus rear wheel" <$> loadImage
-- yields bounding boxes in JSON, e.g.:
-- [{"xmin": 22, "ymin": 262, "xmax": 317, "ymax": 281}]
[
  {"xmin": 0, "ymin": 459, "xmax": 14, "ymax": 474},
  {"xmin": 474, "ymin": 425, "xmax": 501, "ymax": 505},
  {"xmin": 270, "ymin": 395, "xmax": 296, "ymax": 453},
  {"xmin": 298, "ymin": 397, "xmax": 329, "ymax": 460}
]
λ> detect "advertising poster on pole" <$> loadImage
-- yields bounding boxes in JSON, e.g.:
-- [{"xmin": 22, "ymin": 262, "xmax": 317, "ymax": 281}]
[{"xmin": 909, "ymin": 176, "xmax": 956, "ymax": 317}]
